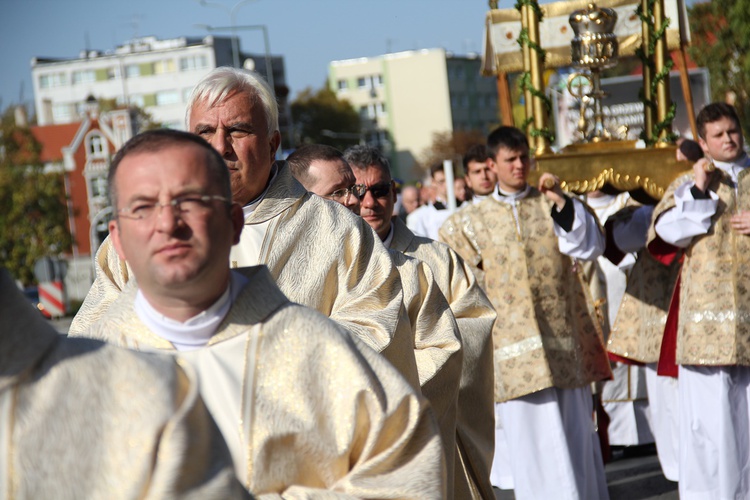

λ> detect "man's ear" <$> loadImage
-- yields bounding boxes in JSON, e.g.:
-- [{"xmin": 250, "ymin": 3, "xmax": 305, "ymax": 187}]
[
  {"xmin": 108, "ymin": 220, "xmax": 128, "ymax": 262},
  {"xmin": 269, "ymin": 130, "xmax": 282, "ymax": 163},
  {"xmin": 698, "ymin": 137, "xmax": 709, "ymax": 154},
  {"xmin": 230, "ymin": 203, "xmax": 244, "ymax": 245}
]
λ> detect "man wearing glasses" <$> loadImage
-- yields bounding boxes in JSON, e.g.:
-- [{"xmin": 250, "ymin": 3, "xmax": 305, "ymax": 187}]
[
  {"xmin": 79, "ymin": 129, "xmax": 446, "ymax": 496},
  {"xmin": 344, "ymin": 145, "xmax": 496, "ymax": 500},
  {"xmin": 70, "ymin": 67, "xmax": 420, "ymax": 388},
  {"xmin": 288, "ymin": 143, "xmax": 466, "ymax": 494}
]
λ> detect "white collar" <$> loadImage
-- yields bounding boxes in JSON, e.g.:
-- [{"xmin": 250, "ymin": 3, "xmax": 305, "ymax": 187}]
[
  {"xmin": 492, "ymin": 183, "xmax": 531, "ymax": 203},
  {"xmin": 383, "ymin": 223, "xmax": 395, "ymax": 249},
  {"xmin": 134, "ymin": 271, "xmax": 249, "ymax": 351}
]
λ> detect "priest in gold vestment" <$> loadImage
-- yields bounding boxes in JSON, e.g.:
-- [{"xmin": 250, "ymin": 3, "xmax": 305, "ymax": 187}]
[
  {"xmin": 287, "ymin": 144, "xmax": 464, "ymax": 496},
  {"xmin": 75, "ymin": 129, "xmax": 445, "ymax": 497},
  {"xmin": 0, "ymin": 269, "xmax": 245, "ymax": 499},
  {"xmin": 344, "ymin": 145, "xmax": 498, "ymax": 500},
  {"xmin": 650, "ymin": 102, "xmax": 750, "ymax": 499},
  {"xmin": 69, "ymin": 67, "xmax": 419, "ymax": 388},
  {"xmin": 440, "ymin": 126, "xmax": 612, "ymax": 500}
]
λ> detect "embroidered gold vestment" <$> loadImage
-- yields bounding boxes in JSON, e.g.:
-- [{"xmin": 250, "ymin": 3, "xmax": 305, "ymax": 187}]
[
  {"xmin": 440, "ymin": 190, "xmax": 612, "ymax": 403},
  {"xmin": 0, "ymin": 270, "xmax": 245, "ymax": 499},
  {"xmin": 80, "ymin": 266, "xmax": 446, "ymax": 498},
  {"xmin": 69, "ymin": 163, "xmax": 419, "ymax": 388},
  {"xmin": 391, "ymin": 218, "xmax": 497, "ymax": 500},
  {"xmin": 650, "ymin": 170, "xmax": 750, "ymax": 365}
]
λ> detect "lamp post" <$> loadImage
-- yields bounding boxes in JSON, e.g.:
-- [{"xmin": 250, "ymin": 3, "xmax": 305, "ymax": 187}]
[
  {"xmin": 196, "ymin": 0, "xmax": 257, "ymax": 69},
  {"xmin": 195, "ymin": 23, "xmax": 275, "ymax": 98}
]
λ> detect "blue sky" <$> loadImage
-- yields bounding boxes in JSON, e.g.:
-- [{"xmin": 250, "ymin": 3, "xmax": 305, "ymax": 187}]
[{"xmin": 0, "ymin": 0, "xmax": 512, "ymax": 115}]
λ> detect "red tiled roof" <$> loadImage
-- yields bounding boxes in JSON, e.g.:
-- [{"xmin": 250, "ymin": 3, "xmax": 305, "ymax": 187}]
[{"xmin": 30, "ymin": 122, "xmax": 85, "ymax": 162}]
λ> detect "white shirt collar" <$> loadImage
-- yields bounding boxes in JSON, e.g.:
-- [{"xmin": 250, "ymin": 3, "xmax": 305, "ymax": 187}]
[
  {"xmin": 134, "ymin": 270, "xmax": 249, "ymax": 351},
  {"xmin": 492, "ymin": 183, "xmax": 532, "ymax": 204},
  {"xmin": 383, "ymin": 223, "xmax": 395, "ymax": 249}
]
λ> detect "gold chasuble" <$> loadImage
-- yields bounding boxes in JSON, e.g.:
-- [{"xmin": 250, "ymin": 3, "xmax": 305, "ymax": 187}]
[
  {"xmin": 606, "ymin": 250, "xmax": 680, "ymax": 364},
  {"xmin": 82, "ymin": 266, "xmax": 446, "ymax": 498},
  {"xmin": 391, "ymin": 218, "xmax": 497, "ymax": 500},
  {"xmin": 0, "ymin": 271, "xmax": 245, "ymax": 499},
  {"xmin": 440, "ymin": 190, "xmax": 612, "ymax": 403},
  {"xmin": 70, "ymin": 163, "xmax": 419, "ymax": 388},
  {"xmin": 650, "ymin": 170, "xmax": 750, "ymax": 365},
  {"xmin": 388, "ymin": 249, "xmax": 462, "ymax": 497}
]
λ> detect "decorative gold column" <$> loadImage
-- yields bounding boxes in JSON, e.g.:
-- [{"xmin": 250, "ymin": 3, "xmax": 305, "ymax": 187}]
[
  {"xmin": 653, "ymin": 0, "xmax": 672, "ymax": 146},
  {"xmin": 523, "ymin": 2, "xmax": 553, "ymax": 156},
  {"xmin": 640, "ymin": 0, "xmax": 653, "ymax": 143}
]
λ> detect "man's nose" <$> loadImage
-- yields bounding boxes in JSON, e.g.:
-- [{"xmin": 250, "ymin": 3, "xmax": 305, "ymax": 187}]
[
  {"xmin": 154, "ymin": 203, "xmax": 181, "ymax": 233},
  {"xmin": 210, "ymin": 129, "xmax": 233, "ymax": 156}
]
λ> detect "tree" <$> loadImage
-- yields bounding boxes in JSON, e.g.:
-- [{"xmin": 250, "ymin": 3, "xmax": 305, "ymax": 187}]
[
  {"xmin": 99, "ymin": 98, "xmax": 163, "ymax": 132},
  {"xmin": 290, "ymin": 86, "xmax": 362, "ymax": 150},
  {"xmin": 0, "ymin": 107, "xmax": 71, "ymax": 285},
  {"xmin": 418, "ymin": 129, "xmax": 487, "ymax": 176},
  {"xmin": 688, "ymin": 0, "xmax": 750, "ymax": 133}
]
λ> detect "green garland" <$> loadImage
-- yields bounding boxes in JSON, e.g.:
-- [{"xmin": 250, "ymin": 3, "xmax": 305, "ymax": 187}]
[
  {"xmin": 515, "ymin": 0, "xmax": 554, "ymax": 143},
  {"xmin": 636, "ymin": 0, "xmax": 678, "ymax": 145}
]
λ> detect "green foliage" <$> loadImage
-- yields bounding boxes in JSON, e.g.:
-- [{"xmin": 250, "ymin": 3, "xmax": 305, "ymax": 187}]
[
  {"xmin": 688, "ymin": 0, "xmax": 750, "ymax": 134},
  {"xmin": 290, "ymin": 86, "xmax": 362, "ymax": 150},
  {"xmin": 0, "ymin": 107, "xmax": 71, "ymax": 285}
]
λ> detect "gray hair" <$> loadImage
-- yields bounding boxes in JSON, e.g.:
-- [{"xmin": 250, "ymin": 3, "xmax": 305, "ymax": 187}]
[
  {"xmin": 185, "ymin": 67, "xmax": 279, "ymax": 135},
  {"xmin": 343, "ymin": 145, "xmax": 391, "ymax": 178}
]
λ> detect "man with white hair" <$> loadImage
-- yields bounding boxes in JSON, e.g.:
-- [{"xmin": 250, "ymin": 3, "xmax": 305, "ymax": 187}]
[
  {"xmin": 70, "ymin": 67, "xmax": 418, "ymax": 387},
  {"xmin": 77, "ymin": 129, "xmax": 445, "ymax": 496}
]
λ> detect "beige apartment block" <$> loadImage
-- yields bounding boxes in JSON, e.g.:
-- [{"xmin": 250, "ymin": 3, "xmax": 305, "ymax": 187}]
[{"xmin": 330, "ymin": 48, "xmax": 498, "ymax": 181}]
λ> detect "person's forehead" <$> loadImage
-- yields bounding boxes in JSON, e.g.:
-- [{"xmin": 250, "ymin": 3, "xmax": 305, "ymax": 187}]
[
  {"xmin": 118, "ymin": 144, "xmax": 209, "ymax": 183},
  {"xmin": 357, "ymin": 165, "xmax": 390, "ymax": 183},
  {"xmin": 705, "ymin": 117, "xmax": 739, "ymax": 133},
  {"xmin": 310, "ymin": 158, "xmax": 352, "ymax": 182},
  {"xmin": 467, "ymin": 160, "xmax": 489, "ymax": 171},
  {"xmin": 189, "ymin": 92, "xmax": 260, "ymax": 126},
  {"xmin": 497, "ymin": 146, "xmax": 528, "ymax": 158}
]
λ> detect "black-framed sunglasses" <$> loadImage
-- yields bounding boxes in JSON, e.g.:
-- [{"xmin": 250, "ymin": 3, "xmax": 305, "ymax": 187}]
[{"xmin": 358, "ymin": 182, "xmax": 392, "ymax": 199}]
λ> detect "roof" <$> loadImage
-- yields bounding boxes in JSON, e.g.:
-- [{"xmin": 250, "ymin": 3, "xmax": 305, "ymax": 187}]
[{"xmin": 30, "ymin": 122, "xmax": 85, "ymax": 162}]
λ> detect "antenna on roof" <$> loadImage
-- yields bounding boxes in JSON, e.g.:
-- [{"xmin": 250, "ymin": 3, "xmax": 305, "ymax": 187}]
[{"xmin": 85, "ymin": 31, "xmax": 91, "ymax": 58}]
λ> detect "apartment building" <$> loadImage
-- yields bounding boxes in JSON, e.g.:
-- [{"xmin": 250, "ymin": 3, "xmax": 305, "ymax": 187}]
[
  {"xmin": 31, "ymin": 35, "xmax": 291, "ymax": 140},
  {"xmin": 329, "ymin": 48, "xmax": 499, "ymax": 180}
]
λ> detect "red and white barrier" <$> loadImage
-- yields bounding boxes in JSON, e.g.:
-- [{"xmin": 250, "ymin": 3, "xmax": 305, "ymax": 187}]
[{"xmin": 38, "ymin": 280, "xmax": 65, "ymax": 318}]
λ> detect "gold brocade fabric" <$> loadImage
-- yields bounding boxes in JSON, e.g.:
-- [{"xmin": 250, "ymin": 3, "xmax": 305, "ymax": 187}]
[
  {"xmin": 650, "ymin": 170, "xmax": 750, "ymax": 365},
  {"xmin": 69, "ymin": 163, "xmax": 419, "ymax": 389},
  {"xmin": 82, "ymin": 266, "xmax": 446, "ymax": 498},
  {"xmin": 388, "ymin": 250, "xmax": 462, "ymax": 497},
  {"xmin": 391, "ymin": 218, "xmax": 497, "ymax": 500},
  {"xmin": 607, "ymin": 251, "xmax": 679, "ymax": 363},
  {"xmin": 440, "ymin": 190, "xmax": 612, "ymax": 403},
  {"xmin": 0, "ymin": 270, "xmax": 246, "ymax": 499}
]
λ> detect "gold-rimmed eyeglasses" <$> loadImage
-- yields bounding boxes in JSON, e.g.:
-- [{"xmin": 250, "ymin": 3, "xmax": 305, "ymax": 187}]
[
  {"xmin": 116, "ymin": 194, "xmax": 230, "ymax": 221},
  {"xmin": 324, "ymin": 184, "xmax": 367, "ymax": 203}
]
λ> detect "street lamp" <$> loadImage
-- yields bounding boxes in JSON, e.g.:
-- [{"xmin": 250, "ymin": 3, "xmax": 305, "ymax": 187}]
[
  {"xmin": 195, "ymin": 23, "xmax": 275, "ymax": 99},
  {"xmin": 196, "ymin": 0, "xmax": 257, "ymax": 69}
]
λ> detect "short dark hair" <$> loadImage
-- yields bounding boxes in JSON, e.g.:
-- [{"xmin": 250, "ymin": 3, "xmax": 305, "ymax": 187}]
[
  {"xmin": 108, "ymin": 129, "xmax": 231, "ymax": 213},
  {"xmin": 486, "ymin": 126, "xmax": 529, "ymax": 158},
  {"xmin": 429, "ymin": 163, "xmax": 444, "ymax": 179},
  {"xmin": 696, "ymin": 102, "xmax": 741, "ymax": 139},
  {"xmin": 462, "ymin": 144, "xmax": 490, "ymax": 173},
  {"xmin": 287, "ymin": 144, "xmax": 346, "ymax": 187},
  {"xmin": 343, "ymin": 145, "xmax": 391, "ymax": 180}
]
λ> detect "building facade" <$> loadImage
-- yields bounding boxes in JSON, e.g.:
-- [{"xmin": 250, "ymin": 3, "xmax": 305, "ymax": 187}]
[
  {"xmin": 31, "ymin": 35, "xmax": 291, "ymax": 141},
  {"xmin": 329, "ymin": 48, "xmax": 499, "ymax": 181}
]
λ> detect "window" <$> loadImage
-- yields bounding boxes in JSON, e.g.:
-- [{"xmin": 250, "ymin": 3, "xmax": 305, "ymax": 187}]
[
  {"xmin": 86, "ymin": 132, "xmax": 107, "ymax": 158},
  {"xmin": 39, "ymin": 72, "xmax": 67, "ymax": 89},
  {"xmin": 156, "ymin": 90, "xmax": 180, "ymax": 106},
  {"xmin": 129, "ymin": 94, "xmax": 145, "ymax": 107},
  {"xmin": 106, "ymin": 67, "xmax": 120, "ymax": 80},
  {"xmin": 72, "ymin": 70, "xmax": 96, "ymax": 85},
  {"xmin": 89, "ymin": 176, "xmax": 108, "ymax": 199},
  {"xmin": 357, "ymin": 77, "xmax": 368, "ymax": 89},
  {"xmin": 154, "ymin": 59, "xmax": 176, "ymax": 74},
  {"xmin": 373, "ymin": 74, "xmax": 383, "ymax": 87},
  {"xmin": 125, "ymin": 64, "xmax": 141, "ymax": 78},
  {"xmin": 180, "ymin": 55, "xmax": 208, "ymax": 71},
  {"xmin": 337, "ymin": 79, "xmax": 348, "ymax": 91},
  {"xmin": 376, "ymin": 102, "xmax": 387, "ymax": 116},
  {"xmin": 52, "ymin": 103, "xmax": 72, "ymax": 122},
  {"xmin": 359, "ymin": 105, "xmax": 369, "ymax": 119}
]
